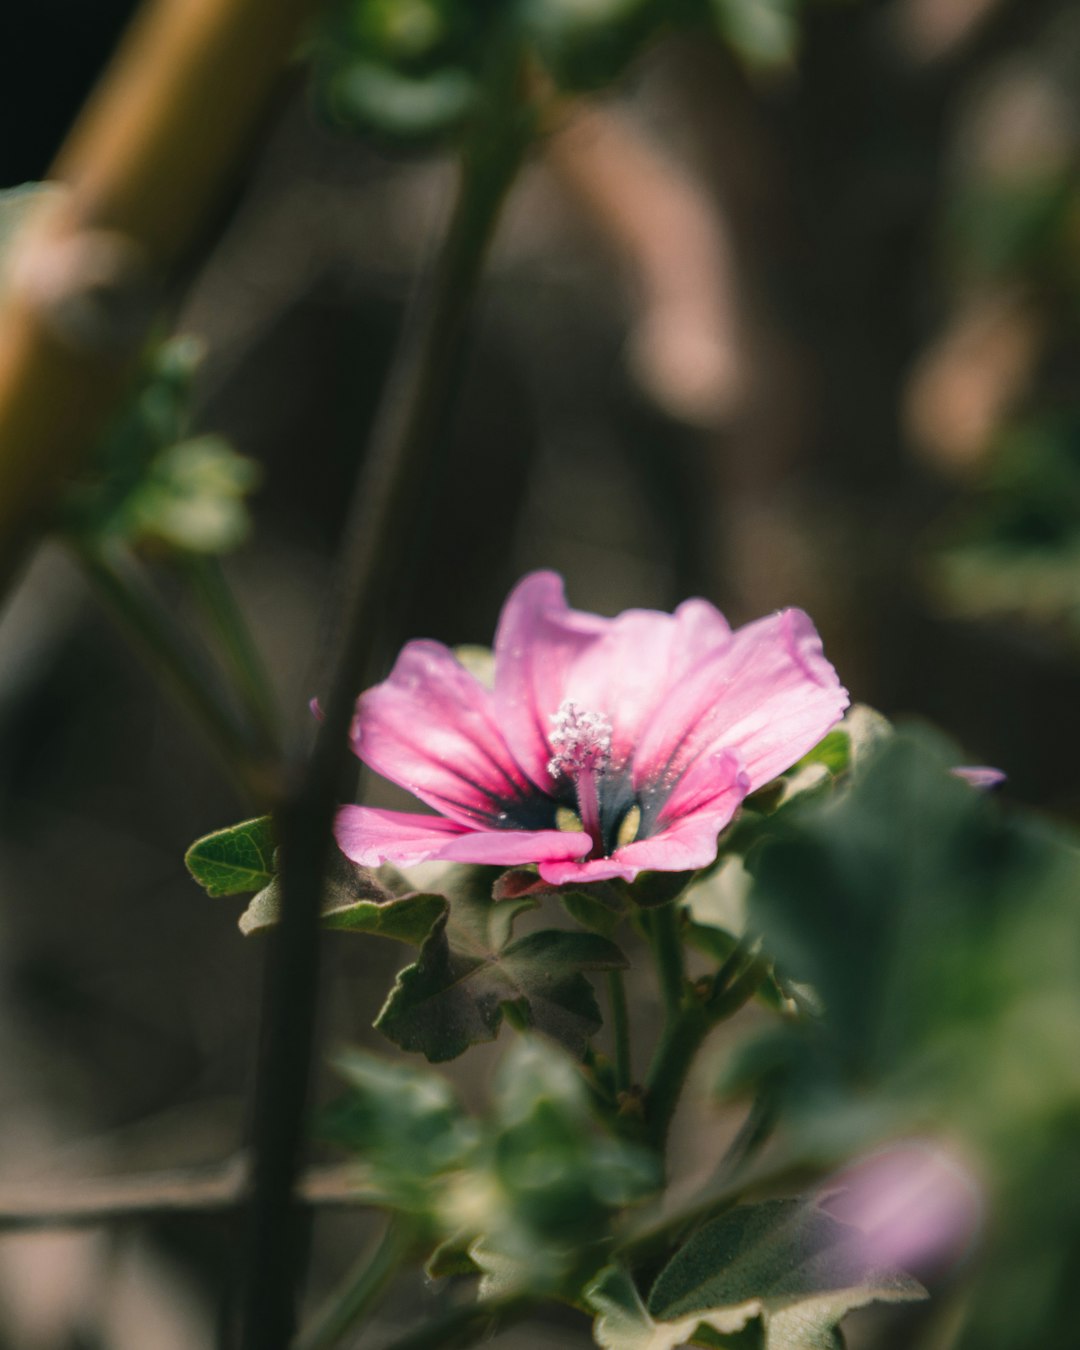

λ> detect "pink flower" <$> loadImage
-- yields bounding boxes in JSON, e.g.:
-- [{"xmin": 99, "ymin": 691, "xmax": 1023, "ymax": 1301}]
[
  {"xmin": 951, "ymin": 765, "xmax": 1006, "ymax": 790},
  {"xmin": 821, "ymin": 1140, "xmax": 983, "ymax": 1276},
  {"xmin": 334, "ymin": 572, "xmax": 849, "ymax": 885}
]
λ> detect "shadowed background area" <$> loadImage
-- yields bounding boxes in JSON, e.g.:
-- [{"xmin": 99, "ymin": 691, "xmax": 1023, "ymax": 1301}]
[{"xmin": 1, "ymin": 0, "xmax": 1079, "ymax": 1344}]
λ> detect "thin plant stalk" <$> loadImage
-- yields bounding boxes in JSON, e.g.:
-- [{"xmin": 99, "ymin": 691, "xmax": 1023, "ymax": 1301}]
[
  {"xmin": 74, "ymin": 539, "xmax": 278, "ymax": 802},
  {"xmin": 182, "ymin": 552, "xmax": 280, "ymax": 755},
  {"xmin": 643, "ymin": 926, "xmax": 763, "ymax": 1154},
  {"xmin": 648, "ymin": 901, "xmax": 685, "ymax": 1019},
  {"xmin": 295, "ymin": 1217, "xmax": 414, "ymax": 1350},
  {"xmin": 607, "ymin": 968, "xmax": 632, "ymax": 1094},
  {"xmin": 379, "ymin": 1294, "xmax": 531, "ymax": 1350},
  {"xmin": 237, "ymin": 53, "xmax": 535, "ymax": 1350}
]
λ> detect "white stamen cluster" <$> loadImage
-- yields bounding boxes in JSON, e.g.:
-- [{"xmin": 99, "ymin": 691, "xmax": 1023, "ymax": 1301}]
[{"xmin": 547, "ymin": 699, "xmax": 613, "ymax": 780}]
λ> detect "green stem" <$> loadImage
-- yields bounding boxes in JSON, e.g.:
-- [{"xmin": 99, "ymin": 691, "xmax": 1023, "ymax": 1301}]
[
  {"xmin": 73, "ymin": 540, "xmax": 276, "ymax": 803},
  {"xmin": 183, "ymin": 553, "xmax": 280, "ymax": 755},
  {"xmin": 643, "ymin": 1003, "xmax": 709, "ymax": 1154},
  {"xmin": 648, "ymin": 902, "xmax": 685, "ymax": 1019},
  {"xmin": 607, "ymin": 969, "xmax": 632, "ymax": 1094},
  {"xmin": 713, "ymin": 1078, "xmax": 781, "ymax": 1186},
  {"xmin": 615, "ymin": 1153, "xmax": 815, "ymax": 1271},
  {"xmin": 643, "ymin": 933, "xmax": 764, "ymax": 1155},
  {"xmin": 379, "ymin": 1295, "xmax": 531, "ymax": 1350},
  {"xmin": 295, "ymin": 1217, "xmax": 413, "ymax": 1350}
]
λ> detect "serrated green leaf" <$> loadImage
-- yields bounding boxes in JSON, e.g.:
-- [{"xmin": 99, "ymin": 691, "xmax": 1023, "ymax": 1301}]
[
  {"xmin": 239, "ymin": 875, "xmax": 446, "ymax": 942},
  {"xmin": 185, "ymin": 816, "xmax": 276, "ymax": 896},
  {"xmin": 646, "ymin": 1200, "xmax": 924, "ymax": 1349},
  {"xmin": 587, "ymin": 1264, "xmax": 766, "ymax": 1350},
  {"xmin": 375, "ymin": 881, "xmax": 628, "ymax": 1061}
]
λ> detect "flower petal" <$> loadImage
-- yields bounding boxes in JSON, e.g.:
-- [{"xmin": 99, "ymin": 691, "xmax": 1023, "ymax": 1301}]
[
  {"xmin": 562, "ymin": 598, "xmax": 732, "ymax": 767},
  {"xmin": 335, "ymin": 806, "xmax": 590, "ymax": 869},
  {"xmin": 335, "ymin": 806, "xmax": 468, "ymax": 867},
  {"xmin": 493, "ymin": 572, "xmax": 609, "ymax": 786},
  {"xmin": 494, "ymin": 572, "xmax": 733, "ymax": 785},
  {"xmin": 354, "ymin": 640, "xmax": 536, "ymax": 826},
  {"xmin": 539, "ymin": 751, "xmax": 747, "ymax": 885},
  {"xmin": 633, "ymin": 608, "xmax": 849, "ymax": 795},
  {"xmin": 952, "ymin": 765, "xmax": 1006, "ymax": 790},
  {"xmin": 337, "ymin": 804, "xmax": 591, "ymax": 869}
]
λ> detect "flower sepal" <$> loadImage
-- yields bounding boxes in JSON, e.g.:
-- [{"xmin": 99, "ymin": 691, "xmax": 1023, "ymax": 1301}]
[{"xmin": 623, "ymin": 868, "xmax": 700, "ymax": 910}]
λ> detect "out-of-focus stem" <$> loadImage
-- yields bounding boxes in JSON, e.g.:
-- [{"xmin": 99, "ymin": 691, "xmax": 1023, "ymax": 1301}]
[
  {"xmin": 0, "ymin": 0, "xmax": 321, "ymax": 599},
  {"xmin": 238, "ymin": 55, "xmax": 535, "ymax": 1350},
  {"xmin": 607, "ymin": 969, "xmax": 632, "ymax": 1094},
  {"xmin": 75, "ymin": 540, "xmax": 278, "ymax": 803},
  {"xmin": 643, "ymin": 926, "xmax": 763, "ymax": 1155},
  {"xmin": 295, "ymin": 1217, "xmax": 414, "ymax": 1350},
  {"xmin": 183, "ymin": 553, "xmax": 280, "ymax": 757},
  {"xmin": 379, "ymin": 1295, "xmax": 531, "ymax": 1350},
  {"xmin": 648, "ymin": 902, "xmax": 685, "ymax": 1020}
]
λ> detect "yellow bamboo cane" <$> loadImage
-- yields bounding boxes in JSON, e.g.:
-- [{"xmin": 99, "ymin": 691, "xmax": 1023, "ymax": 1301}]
[{"xmin": 0, "ymin": 0, "xmax": 321, "ymax": 596}]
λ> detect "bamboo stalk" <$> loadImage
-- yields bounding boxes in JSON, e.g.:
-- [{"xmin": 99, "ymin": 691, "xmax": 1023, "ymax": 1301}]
[{"xmin": 0, "ymin": 0, "xmax": 321, "ymax": 596}]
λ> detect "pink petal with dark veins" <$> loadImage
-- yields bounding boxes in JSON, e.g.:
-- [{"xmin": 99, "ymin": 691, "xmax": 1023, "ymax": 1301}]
[
  {"xmin": 353, "ymin": 640, "xmax": 535, "ymax": 826},
  {"xmin": 334, "ymin": 805, "xmax": 589, "ymax": 869},
  {"xmin": 633, "ymin": 608, "xmax": 848, "ymax": 796}
]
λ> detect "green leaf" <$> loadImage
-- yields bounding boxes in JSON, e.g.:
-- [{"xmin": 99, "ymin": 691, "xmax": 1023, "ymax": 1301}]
[
  {"xmin": 322, "ymin": 1049, "xmax": 479, "ymax": 1214},
  {"xmin": 792, "ymin": 730, "xmax": 850, "ymax": 777},
  {"xmin": 646, "ymin": 1201, "xmax": 924, "ymax": 1349},
  {"xmin": 239, "ymin": 874, "xmax": 446, "ymax": 943},
  {"xmin": 329, "ymin": 61, "xmax": 476, "ymax": 137},
  {"xmin": 728, "ymin": 727, "xmax": 1080, "ymax": 1349},
  {"xmin": 629, "ymin": 869, "xmax": 698, "ymax": 908},
  {"xmin": 62, "ymin": 336, "xmax": 258, "ymax": 556},
  {"xmin": 710, "ymin": 0, "xmax": 800, "ymax": 72},
  {"xmin": 184, "ymin": 816, "xmax": 276, "ymax": 896},
  {"xmin": 127, "ymin": 434, "xmax": 260, "ymax": 553},
  {"xmin": 587, "ymin": 1265, "xmax": 766, "ymax": 1350},
  {"xmin": 467, "ymin": 1037, "xmax": 659, "ymax": 1296},
  {"xmin": 376, "ymin": 871, "xmax": 628, "ymax": 1061},
  {"xmin": 425, "ymin": 1233, "xmax": 481, "ymax": 1279},
  {"xmin": 556, "ymin": 885, "xmax": 623, "ymax": 939}
]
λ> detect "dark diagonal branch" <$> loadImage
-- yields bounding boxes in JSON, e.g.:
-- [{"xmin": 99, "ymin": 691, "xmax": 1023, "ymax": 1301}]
[{"xmin": 238, "ymin": 58, "xmax": 535, "ymax": 1350}]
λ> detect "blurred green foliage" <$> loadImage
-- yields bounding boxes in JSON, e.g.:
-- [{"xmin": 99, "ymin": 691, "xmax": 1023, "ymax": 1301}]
[
  {"xmin": 326, "ymin": 1036, "xmax": 657, "ymax": 1294},
  {"xmin": 934, "ymin": 415, "xmax": 1080, "ymax": 634},
  {"xmin": 314, "ymin": 0, "xmax": 806, "ymax": 142},
  {"xmin": 62, "ymin": 336, "xmax": 259, "ymax": 556},
  {"xmin": 723, "ymin": 726, "xmax": 1080, "ymax": 1349},
  {"xmin": 586, "ymin": 1199, "xmax": 922, "ymax": 1349}
]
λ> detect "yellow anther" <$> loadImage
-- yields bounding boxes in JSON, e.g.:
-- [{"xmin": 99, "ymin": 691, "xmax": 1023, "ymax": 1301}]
[
  {"xmin": 616, "ymin": 804, "xmax": 641, "ymax": 848},
  {"xmin": 555, "ymin": 804, "xmax": 584, "ymax": 833}
]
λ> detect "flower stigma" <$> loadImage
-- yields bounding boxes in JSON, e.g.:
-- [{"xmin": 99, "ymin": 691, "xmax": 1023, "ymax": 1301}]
[{"xmin": 548, "ymin": 699, "xmax": 613, "ymax": 856}]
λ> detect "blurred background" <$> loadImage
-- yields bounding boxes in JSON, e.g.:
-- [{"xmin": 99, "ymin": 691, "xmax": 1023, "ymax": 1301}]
[{"xmin": 1, "ymin": 0, "xmax": 1080, "ymax": 1344}]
